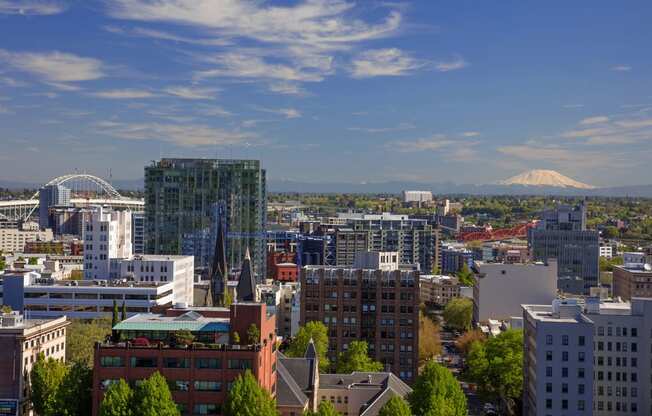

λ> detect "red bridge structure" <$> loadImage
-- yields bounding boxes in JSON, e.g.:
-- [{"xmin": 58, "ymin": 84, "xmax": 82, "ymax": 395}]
[{"xmin": 458, "ymin": 221, "xmax": 538, "ymax": 242}]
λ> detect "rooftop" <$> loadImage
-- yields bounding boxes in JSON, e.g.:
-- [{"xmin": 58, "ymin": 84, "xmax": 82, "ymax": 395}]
[{"xmin": 113, "ymin": 311, "xmax": 230, "ymax": 333}]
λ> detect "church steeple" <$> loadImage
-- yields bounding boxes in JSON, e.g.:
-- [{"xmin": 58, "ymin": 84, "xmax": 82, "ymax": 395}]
[
  {"xmin": 236, "ymin": 247, "xmax": 256, "ymax": 302},
  {"xmin": 211, "ymin": 218, "xmax": 228, "ymax": 306}
]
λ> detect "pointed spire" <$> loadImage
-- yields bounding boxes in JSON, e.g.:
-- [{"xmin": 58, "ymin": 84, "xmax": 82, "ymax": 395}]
[
  {"xmin": 305, "ymin": 338, "xmax": 318, "ymax": 359},
  {"xmin": 236, "ymin": 246, "xmax": 256, "ymax": 302},
  {"xmin": 211, "ymin": 218, "xmax": 228, "ymax": 306},
  {"xmin": 305, "ymin": 338, "xmax": 319, "ymax": 390}
]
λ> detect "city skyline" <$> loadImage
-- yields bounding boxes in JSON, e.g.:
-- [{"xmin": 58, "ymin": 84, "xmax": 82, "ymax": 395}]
[{"xmin": 1, "ymin": 1, "xmax": 652, "ymax": 187}]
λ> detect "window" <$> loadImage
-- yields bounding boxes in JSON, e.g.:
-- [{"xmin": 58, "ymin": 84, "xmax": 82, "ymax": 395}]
[
  {"xmin": 546, "ymin": 335, "xmax": 553, "ymax": 345},
  {"xmin": 546, "ymin": 367, "xmax": 552, "ymax": 377},
  {"xmin": 196, "ymin": 358, "xmax": 221, "ymax": 369},
  {"xmin": 545, "ymin": 399, "xmax": 552, "ymax": 409},
  {"xmin": 578, "ymin": 351, "xmax": 585, "ymax": 362},
  {"xmin": 562, "ymin": 367, "xmax": 568, "ymax": 378},
  {"xmin": 577, "ymin": 400, "xmax": 585, "ymax": 411},
  {"xmin": 578, "ymin": 335, "xmax": 585, "ymax": 346},
  {"xmin": 578, "ymin": 368, "xmax": 585, "ymax": 378},
  {"xmin": 100, "ymin": 356, "xmax": 124, "ymax": 367},
  {"xmin": 562, "ymin": 383, "xmax": 568, "ymax": 394},
  {"xmin": 194, "ymin": 381, "xmax": 221, "ymax": 391},
  {"xmin": 193, "ymin": 404, "xmax": 219, "ymax": 415},
  {"xmin": 578, "ymin": 384, "xmax": 585, "ymax": 394},
  {"xmin": 562, "ymin": 399, "xmax": 568, "ymax": 410},
  {"xmin": 227, "ymin": 359, "xmax": 252, "ymax": 370},
  {"xmin": 562, "ymin": 351, "xmax": 568, "ymax": 361},
  {"xmin": 170, "ymin": 380, "xmax": 189, "ymax": 391},
  {"xmin": 546, "ymin": 383, "xmax": 552, "ymax": 393},
  {"xmin": 562, "ymin": 335, "xmax": 568, "ymax": 345},
  {"xmin": 163, "ymin": 357, "xmax": 189, "ymax": 368},
  {"xmin": 546, "ymin": 351, "xmax": 552, "ymax": 361},
  {"xmin": 130, "ymin": 357, "xmax": 157, "ymax": 368}
]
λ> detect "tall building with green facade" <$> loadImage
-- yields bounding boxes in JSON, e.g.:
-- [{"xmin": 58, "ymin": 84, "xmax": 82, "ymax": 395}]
[{"xmin": 144, "ymin": 158, "xmax": 267, "ymax": 279}]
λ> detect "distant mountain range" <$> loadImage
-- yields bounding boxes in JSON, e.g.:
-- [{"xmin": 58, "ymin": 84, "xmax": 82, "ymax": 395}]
[{"xmin": 2, "ymin": 172, "xmax": 651, "ymax": 197}]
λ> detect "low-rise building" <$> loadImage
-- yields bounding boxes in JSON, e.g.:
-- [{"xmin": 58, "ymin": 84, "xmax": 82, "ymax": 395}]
[
  {"xmin": 0, "ymin": 310, "xmax": 69, "ymax": 416},
  {"xmin": 91, "ymin": 301, "xmax": 277, "ymax": 416},
  {"xmin": 419, "ymin": 275, "xmax": 461, "ymax": 306},
  {"xmin": 613, "ymin": 264, "xmax": 652, "ymax": 300},
  {"xmin": 473, "ymin": 261, "xmax": 557, "ymax": 323},
  {"xmin": 0, "ymin": 222, "xmax": 53, "ymax": 253}
]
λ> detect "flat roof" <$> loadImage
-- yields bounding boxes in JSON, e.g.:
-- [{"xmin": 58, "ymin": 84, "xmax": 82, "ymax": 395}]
[{"xmin": 113, "ymin": 312, "xmax": 230, "ymax": 333}]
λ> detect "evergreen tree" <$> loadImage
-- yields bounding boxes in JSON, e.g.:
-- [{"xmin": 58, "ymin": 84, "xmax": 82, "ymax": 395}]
[
  {"xmin": 378, "ymin": 396, "xmax": 412, "ymax": 416},
  {"xmin": 286, "ymin": 321, "xmax": 330, "ymax": 371},
  {"xmin": 112, "ymin": 300, "xmax": 119, "ymax": 327},
  {"xmin": 456, "ymin": 263, "xmax": 475, "ymax": 287},
  {"xmin": 409, "ymin": 361, "xmax": 467, "ymax": 416},
  {"xmin": 335, "ymin": 341, "xmax": 383, "ymax": 373},
  {"xmin": 304, "ymin": 400, "xmax": 340, "ymax": 416},
  {"xmin": 30, "ymin": 354, "xmax": 68, "ymax": 416},
  {"xmin": 57, "ymin": 361, "xmax": 93, "ymax": 416},
  {"xmin": 121, "ymin": 301, "xmax": 127, "ymax": 322},
  {"xmin": 99, "ymin": 379, "xmax": 134, "ymax": 416},
  {"xmin": 133, "ymin": 372, "xmax": 180, "ymax": 416},
  {"xmin": 223, "ymin": 370, "xmax": 278, "ymax": 416}
]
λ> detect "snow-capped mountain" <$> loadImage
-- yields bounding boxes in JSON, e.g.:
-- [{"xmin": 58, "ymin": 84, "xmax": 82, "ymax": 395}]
[{"xmin": 498, "ymin": 169, "xmax": 595, "ymax": 189}]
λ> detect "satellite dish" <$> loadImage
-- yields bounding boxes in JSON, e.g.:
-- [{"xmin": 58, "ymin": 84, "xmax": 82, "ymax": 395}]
[{"xmin": 644, "ymin": 264, "xmax": 652, "ymax": 271}]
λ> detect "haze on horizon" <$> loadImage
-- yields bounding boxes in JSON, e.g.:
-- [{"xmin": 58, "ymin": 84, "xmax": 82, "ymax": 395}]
[{"xmin": 0, "ymin": 1, "xmax": 651, "ymax": 187}]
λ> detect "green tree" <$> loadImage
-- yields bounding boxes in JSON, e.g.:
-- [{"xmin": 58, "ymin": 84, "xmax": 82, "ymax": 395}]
[
  {"xmin": 66, "ymin": 318, "xmax": 112, "ymax": 367},
  {"xmin": 112, "ymin": 300, "xmax": 119, "ymax": 327},
  {"xmin": 232, "ymin": 331, "xmax": 241, "ymax": 344},
  {"xmin": 121, "ymin": 301, "xmax": 127, "ymax": 322},
  {"xmin": 443, "ymin": 298, "xmax": 473, "ymax": 331},
  {"xmin": 378, "ymin": 396, "xmax": 412, "ymax": 416},
  {"xmin": 223, "ymin": 370, "xmax": 278, "ymax": 416},
  {"xmin": 172, "ymin": 330, "xmax": 195, "ymax": 347},
  {"xmin": 30, "ymin": 354, "xmax": 68, "ymax": 416},
  {"xmin": 286, "ymin": 321, "xmax": 330, "ymax": 371},
  {"xmin": 456, "ymin": 263, "xmax": 475, "ymax": 287},
  {"xmin": 99, "ymin": 379, "xmax": 134, "ymax": 416},
  {"xmin": 0, "ymin": 254, "xmax": 5, "ymax": 271},
  {"xmin": 602, "ymin": 226, "xmax": 619, "ymax": 239},
  {"xmin": 28, "ymin": 257, "xmax": 38, "ymax": 265},
  {"xmin": 133, "ymin": 372, "xmax": 180, "ymax": 416},
  {"xmin": 419, "ymin": 312, "xmax": 442, "ymax": 364},
  {"xmin": 247, "ymin": 323, "xmax": 261, "ymax": 344},
  {"xmin": 1, "ymin": 304, "xmax": 11, "ymax": 314},
  {"xmin": 304, "ymin": 400, "xmax": 340, "ymax": 416},
  {"xmin": 409, "ymin": 361, "xmax": 467, "ymax": 416},
  {"xmin": 336, "ymin": 341, "xmax": 382, "ymax": 373},
  {"xmin": 57, "ymin": 361, "xmax": 93, "ymax": 416},
  {"xmin": 465, "ymin": 329, "xmax": 523, "ymax": 401}
]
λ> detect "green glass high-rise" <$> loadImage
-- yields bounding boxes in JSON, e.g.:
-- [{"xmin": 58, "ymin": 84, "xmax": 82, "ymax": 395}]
[{"xmin": 144, "ymin": 158, "xmax": 267, "ymax": 279}]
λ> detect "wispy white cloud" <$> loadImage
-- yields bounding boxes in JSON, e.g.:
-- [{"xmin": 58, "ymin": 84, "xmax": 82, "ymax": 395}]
[
  {"xmin": 461, "ymin": 131, "xmax": 480, "ymax": 137},
  {"xmin": 195, "ymin": 105, "xmax": 233, "ymax": 117},
  {"xmin": 350, "ymin": 48, "xmax": 426, "ymax": 78},
  {"xmin": 348, "ymin": 122, "xmax": 415, "ymax": 133},
  {"xmin": 96, "ymin": 120, "xmax": 254, "ymax": 147},
  {"xmin": 579, "ymin": 116, "xmax": 609, "ymax": 125},
  {"xmin": 562, "ymin": 104, "xmax": 584, "ymax": 109},
  {"xmin": 254, "ymin": 106, "xmax": 301, "ymax": 119},
  {"xmin": 0, "ymin": 49, "xmax": 104, "ymax": 89},
  {"xmin": 268, "ymin": 81, "xmax": 307, "ymax": 96},
  {"xmin": 611, "ymin": 65, "xmax": 631, "ymax": 72},
  {"xmin": 435, "ymin": 56, "xmax": 467, "ymax": 72},
  {"xmin": 89, "ymin": 89, "xmax": 156, "ymax": 99},
  {"xmin": 103, "ymin": 25, "xmax": 232, "ymax": 46},
  {"xmin": 0, "ymin": 0, "xmax": 66, "ymax": 15},
  {"xmin": 163, "ymin": 86, "xmax": 218, "ymax": 100},
  {"xmin": 389, "ymin": 135, "xmax": 455, "ymax": 152}
]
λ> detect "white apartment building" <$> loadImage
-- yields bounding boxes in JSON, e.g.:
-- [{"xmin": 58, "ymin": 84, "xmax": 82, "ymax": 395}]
[
  {"xmin": 402, "ymin": 190, "xmax": 433, "ymax": 204},
  {"xmin": 83, "ymin": 207, "xmax": 132, "ymax": 279},
  {"xmin": 0, "ymin": 222, "xmax": 53, "ymax": 253},
  {"xmin": 473, "ymin": 260, "xmax": 557, "ymax": 323},
  {"xmin": 523, "ymin": 297, "xmax": 652, "ymax": 416},
  {"xmin": 599, "ymin": 245, "xmax": 613, "ymax": 259},
  {"xmin": 257, "ymin": 280, "xmax": 301, "ymax": 339}
]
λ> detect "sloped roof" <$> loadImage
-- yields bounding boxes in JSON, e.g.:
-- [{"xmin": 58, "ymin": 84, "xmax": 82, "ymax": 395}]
[
  {"xmin": 236, "ymin": 248, "xmax": 256, "ymax": 302},
  {"xmin": 276, "ymin": 359, "xmax": 310, "ymax": 408}
]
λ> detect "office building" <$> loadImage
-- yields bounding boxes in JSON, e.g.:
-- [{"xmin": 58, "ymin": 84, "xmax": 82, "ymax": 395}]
[
  {"xmin": 0, "ymin": 310, "xmax": 69, "ymax": 416},
  {"xmin": 529, "ymin": 203, "xmax": 599, "ymax": 294},
  {"xmin": 523, "ymin": 297, "xmax": 652, "ymax": 416},
  {"xmin": 38, "ymin": 184, "xmax": 71, "ymax": 229},
  {"xmin": 613, "ymin": 264, "xmax": 652, "ymax": 300},
  {"xmin": 0, "ymin": 270, "xmax": 190, "ymax": 319},
  {"xmin": 0, "ymin": 222, "xmax": 53, "ymax": 253},
  {"xmin": 145, "ymin": 158, "xmax": 267, "ymax": 278},
  {"xmin": 473, "ymin": 261, "xmax": 557, "ymax": 323},
  {"xmin": 276, "ymin": 344, "xmax": 412, "ymax": 416},
  {"xmin": 419, "ymin": 275, "xmax": 462, "ymax": 307},
  {"xmin": 91, "ymin": 302, "xmax": 276, "ymax": 416},
  {"xmin": 301, "ymin": 252, "xmax": 419, "ymax": 383},
  {"xmin": 440, "ymin": 244, "xmax": 474, "ymax": 274},
  {"xmin": 257, "ymin": 280, "xmax": 301, "ymax": 339},
  {"xmin": 599, "ymin": 245, "xmax": 613, "ymax": 259}
]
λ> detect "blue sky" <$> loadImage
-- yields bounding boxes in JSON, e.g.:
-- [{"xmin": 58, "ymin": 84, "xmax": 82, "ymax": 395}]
[{"xmin": 1, "ymin": 0, "xmax": 651, "ymax": 187}]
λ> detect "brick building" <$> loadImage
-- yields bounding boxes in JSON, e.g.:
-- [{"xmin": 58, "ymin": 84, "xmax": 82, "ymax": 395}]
[
  {"xmin": 91, "ymin": 302, "xmax": 276, "ymax": 416},
  {"xmin": 300, "ymin": 252, "xmax": 419, "ymax": 383},
  {"xmin": 613, "ymin": 264, "xmax": 652, "ymax": 300}
]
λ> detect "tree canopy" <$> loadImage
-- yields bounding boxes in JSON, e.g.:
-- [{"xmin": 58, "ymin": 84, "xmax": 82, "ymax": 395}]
[
  {"xmin": 456, "ymin": 264, "xmax": 475, "ymax": 287},
  {"xmin": 465, "ymin": 329, "xmax": 523, "ymax": 401},
  {"xmin": 57, "ymin": 361, "xmax": 93, "ymax": 416},
  {"xmin": 419, "ymin": 312, "xmax": 442, "ymax": 364},
  {"xmin": 99, "ymin": 379, "xmax": 133, "ymax": 416},
  {"xmin": 66, "ymin": 318, "xmax": 112, "ymax": 367},
  {"xmin": 304, "ymin": 400, "xmax": 340, "ymax": 416},
  {"xmin": 443, "ymin": 298, "xmax": 473, "ymax": 331},
  {"xmin": 379, "ymin": 396, "xmax": 412, "ymax": 416},
  {"xmin": 223, "ymin": 370, "xmax": 278, "ymax": 416},
  {"xmin": 30, "ymin": 354, "xmax": 68, "ymax": 416},
  {"xmin": 454, "ymin": 329, "xmax": 485, "ymax": 357},
  {"xmin": 336, "ymin": 341, "xmax": 383, "ymax": 373},
  {"xmin": 409, "ymin": 361, "xmax": 467, "ymax": 416},
  {"xmin": 286, "ymin": 321, "xmax": 330, "ymax": 372},
  {"xmin": 133, "ymin": 372, "xmax": 180, "ymax": 416}
]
